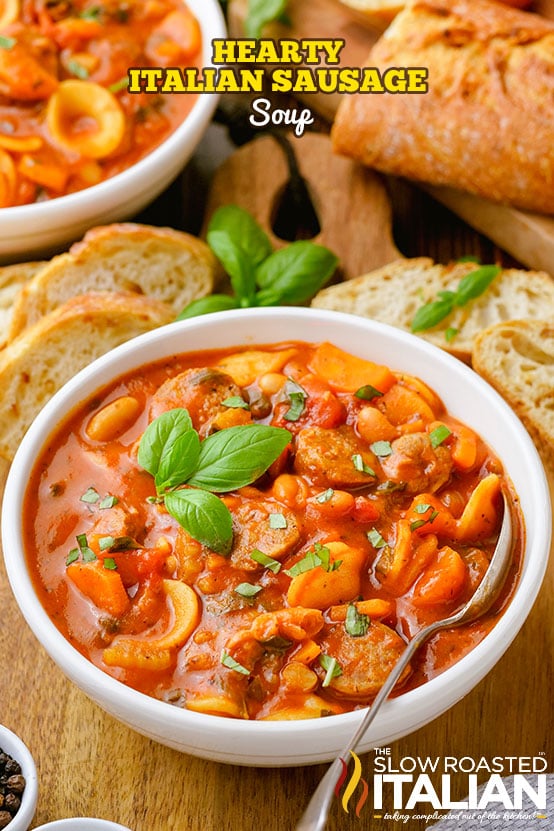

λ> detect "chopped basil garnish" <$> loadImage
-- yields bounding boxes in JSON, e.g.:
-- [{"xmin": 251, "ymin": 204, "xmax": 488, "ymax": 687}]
[
  {"xmin": 284, "ymin": 543, "xmax": 340, "ymax": 577},
  {"xmin": 66, "ymin": 549, "xmax": 79, "ymax": 566},
  {"xmin": 108, "ymin": 77, "xmax": 129, "ymax": 94},
  {"xmin": 0, "ymin": 36, "xmax": 16, "ymax": 49},
  {"xmin": 79, "ymin": 5, "xmax": 102, "ymax": 19},
  {"xmin": 430, "ymin": 425, "xmax": 452, "ymax": 448},
  {"xmin": 222, "ymin": 396, "xmax": 250, "ymax": 410},
  {"xmin": 410, "ymin": 519, "xmax": 427, "ymax": 531},
  {"xmin": 269, "ymin": 512, "xmax": 287, "ymax": 529},
  {"xmin": 250, "ymin": 549, "xmax": 281, "ymax": 573},
  {"xmin": 345, "ymin": 603, "xmax": 370, "ymax": 637},
  {"xmin": 367, "ymin": 528, "xmax": 387, "ymax": 549},
  {"xmin": 99, "ymin": 536, "xmax": 141, "ymax": 552},
  {"xmin": 221, "ymin": 649, "xmax": 250, "ymax": 676},
  {"xmin": 67, "ymin": 59, "xmax": 89, "ymax": 79},
  {"xmin": 355, "ymin": 385, "xmax": 383, "ymax": 401},
  {"xmin": 103, "ymin": 558, "xmax": 118, "ymax": 570},
  {"xmin": 75, "ymin": 533, "xmax": 96, "ymax": 563},
  {"xmin": 351, "ymin": 454, "xmax": 376, "ymax": 477},
  {"xmin": 234, "ymin": 582, "xmax": 262, "ymax": 598},
  {"xmin": 319, "ymin": 654, "xmax": 342, "ymax": 687},
  {"xmin": 414, "ymin": 503, "xmax": 432, "ymax": 514},
  {"xmin": 80, "ymin": 487, "xmax": 100, "ymax": 504},
  {"xmin": 370, "ymin": 441, "xmax": 392, "ymax": 457},
  {"xmin": 316, "ymin": 488, "xmax": 334, "ymax": 503},
  {"xmin": 283, "ymin": 379, "xmax": 307, "ymax": 422},
  {"xmin": 377, "ymin": 480, "xmax": 406, "ymax": 493},
  {"xmin": 99, "ymin": 494, "xmax": 119, "ymax": 509}
]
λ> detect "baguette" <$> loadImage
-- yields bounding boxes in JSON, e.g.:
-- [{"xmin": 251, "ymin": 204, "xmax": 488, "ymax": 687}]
[
  {"xmin": 337, "ymin": 0, "xmax": 532, "ymax": 26},
  {"xmin": 311, "ymin": 258, "xmax": 554, "ymax": 362},
  {"xmin": 332, "ymin": 0, "xmax": 554, "ymax": 215},
  {"xmin": 472, "ymin": 320, "xmax": 554, "ymax": 468},
  {"xmin": 9, "ymin": 223, "xmax": 216, "ymax": 339},
  {"xmin": 0, "ymin": 292, "xmax": 173, "ymax": 462}
]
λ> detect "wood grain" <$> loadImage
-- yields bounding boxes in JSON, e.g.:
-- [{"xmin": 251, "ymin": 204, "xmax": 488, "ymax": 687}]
[
  {"xmin": 203, "ymin": 133, "xmax": 400, "ymax": 279},
  {"xmin": 229, "ymin": 0, "xmax": 554, "ymax": 275}
]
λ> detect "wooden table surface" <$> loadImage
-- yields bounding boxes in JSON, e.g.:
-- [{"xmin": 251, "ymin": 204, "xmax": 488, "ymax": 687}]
[{"xmin": 1, "ymin": 118, "xmax": 553, "ymax": 830}]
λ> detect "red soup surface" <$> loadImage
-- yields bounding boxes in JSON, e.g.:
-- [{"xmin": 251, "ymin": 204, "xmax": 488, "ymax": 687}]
[
  {"xmin": 0, "ymin": 0, "xmax": 201, "ymax": 205},
  {"xmin": 24, "ymin": 341, "xmax": 523, "ymax": 720}
]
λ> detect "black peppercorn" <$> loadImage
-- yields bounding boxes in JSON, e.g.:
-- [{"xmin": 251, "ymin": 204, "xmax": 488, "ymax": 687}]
[{"xmin": 0, "ymin": 747, "xmax": 26, "ymax": 825}]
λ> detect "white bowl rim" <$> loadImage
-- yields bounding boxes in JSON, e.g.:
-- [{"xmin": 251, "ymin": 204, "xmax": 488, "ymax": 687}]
[
  {"xmin": 2, "ymin": 308, "xmax": 551, "ymax": 762},
  {"xmin": 0, "ymin": 0, "xmax": 226, "ymax": 223},
  {"xmin": 34, "ymin": 820, "xmax": 132, "ymax": 831},
  {"xmin": 0, "ymin": 723, "xmax": 39, "ymax": 831}
]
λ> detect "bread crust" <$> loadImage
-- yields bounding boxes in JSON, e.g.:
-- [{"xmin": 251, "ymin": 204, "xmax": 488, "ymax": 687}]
[{"xmin": 332, "ymin": 0, "xmax": 554, "ymax": 214}]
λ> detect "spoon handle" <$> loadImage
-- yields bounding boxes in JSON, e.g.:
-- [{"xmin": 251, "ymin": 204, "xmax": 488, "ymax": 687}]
[{"xmin": 295, "ymin": 622, "xmax": 440, "ymax": 831}]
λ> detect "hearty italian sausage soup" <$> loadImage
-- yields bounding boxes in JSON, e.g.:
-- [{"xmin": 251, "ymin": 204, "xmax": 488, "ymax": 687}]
[
  {"xmin": 24, "ymin": 341, "xmax": 523, "ymax": 720},
  {"xmin": 0, "ymin": 0, "xmax": 201, "ymax": 205}
]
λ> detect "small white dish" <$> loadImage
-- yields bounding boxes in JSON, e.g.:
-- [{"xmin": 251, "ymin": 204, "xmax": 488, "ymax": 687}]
[
  {"xmin": 34, "ymin": 821, "xmax": 132, "ymax": 830},
  {"xmin": 0, "ymin": 724, "xmax": 38, "ymax": 831}
]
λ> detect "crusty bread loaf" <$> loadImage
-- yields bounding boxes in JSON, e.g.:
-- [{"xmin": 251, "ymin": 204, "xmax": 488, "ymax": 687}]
[
  {"xmin": 8, "ymin": 223, "xmax": 216, "ymax": 339},
  {"xmin": 332, "ymin": 0, "xmax": 554, "ymax": 215},
  {"xmin": 311, "ymin": 258, "xmax": 554, "ymax": 362},
  {"xmin": 472, "ymin": 320, "xmax": 554, "ymax": 468},
  {"xmin": 0, "ymin": 261, "xmax": 46, "ymax": 349},
  {"xmin": 337, "ymin": 0, "xmax": 531, "ymax": 26},
  {"xmin": 0, "ymin": 292, "xmax": 173, "ymax": 461}
]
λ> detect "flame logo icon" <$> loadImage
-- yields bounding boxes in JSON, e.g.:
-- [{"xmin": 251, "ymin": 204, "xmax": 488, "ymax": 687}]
[{"xmin": 334, "ymin": 751, "xmax": 369, "ymax": 817}]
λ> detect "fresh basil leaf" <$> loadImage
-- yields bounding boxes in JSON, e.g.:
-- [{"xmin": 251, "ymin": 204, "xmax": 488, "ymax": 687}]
[
  {"xmin": 245, "ymin": 0, "xmax": 288, "ymax": 38},
  {"xmin": 165, "ymin": 488, "xmax": 233, "ymax": 555},
  {"xmin": 103, "ymin": 558, "xmax": 118, "ymax": 570},
  {"xmin": 222, "ymin": 396, "xmax": 249, "ymax": 410},
  {"xmin": 430, "ymin": 424, "xmax": 451, "ymax": 448},
  {"xmin": 457, "ymin": 255, "xmax": 480, "ymax": 263},
  {"xmin": 283, "ymin": 378, "xmax": 307, "ymax": 422},
  {"xmin": 454, "ymin": 265, "xmax": 501, "ymax": 307},
  {"xmin": 319, "ymin": 654, "xmax": 342, "ymax": 687},
  {"xmin": 355, "ymin": 385, "xmax": 383, "ymax": 401},
  {"xmin": 187, "ymin": 424, "xmax": 291, "ymax": 492},
  {"xmin": 250, "ymin": 548, "xmax": 281, "ymax": 573},
  {"xmin": 155, "ymin": 427, "xmax": 201, "ymax": 493},
  {"xmin": 345, "ymin": 603, "xmax": 370, "ymax": 637},
  {"xmin": 255, "ymin": 242, "xmax": 338, "ymax": 305},
  {"xmin": 445, "ymin": 327, "xmax": 458, "ymax": 343},
  {"xmin": 207, "ymin": 206, "xmax": 272, "ymax": 301},
  {"xmin": 137, "ymin": 408, "xmax": 194, "ymax": 482},
  {"xmin": 234, "ymin": 583, "xmax": 262, "ymax": 598},
  {"xmin": 176, "ymin": 294, "xmax": 239, "ymax": 321},
  {"xmin": 221, "ymin": 649, "xmax": 250, "ymax": 675},
  {"xmin": 411, "ymin": 295, "xmax": 456, "ymax": 332}
]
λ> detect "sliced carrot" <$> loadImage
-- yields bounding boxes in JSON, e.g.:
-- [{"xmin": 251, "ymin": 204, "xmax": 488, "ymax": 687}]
[
  {"xmin": 407, "ymin": 493, "xmax": 456, "ymax": 538},
  {"xmin": 67, "ymin": 561, "xmax": 130, "ymax": 617},
  {"xmin": 449, "ymin": 423, "xmax": 478, "ymax": 471},
  {"xmin": 394, "ymin": 373, "xmax": 443, "ymax": 415},
  {"xmin": 308, "ymin": 342, "xmax": 396, "ymax": 395},
  {"xmin": 376, "ymin": 521, "xmax": 438, "ymax": 594},
  {"xmin": 18, "ymin": 155, "xmax": 68, "ymax": 192},
  {"xmin": 328, "ymin": 598, "xmax": 394, "ymax": 621},
  {"xmin": 378, "ymin": 383, "xmax": 435, "ymax": 427},
  {"xmin": 287, "ymin": 541, "xmax": 366, "ymax": 610},
  {"xmin": 292, "ymin": 639, "xmax": 321, "ymax": 665},
  {"xmin": 412, "ymin": 546, "xmax": 467, "ymax": 607},
  {"xmin": 455, "ymin": 474, "xmax": 501, "ymax": 541}
]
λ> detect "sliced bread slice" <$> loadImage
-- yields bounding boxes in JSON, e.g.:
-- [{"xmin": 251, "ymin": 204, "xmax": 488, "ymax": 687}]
[
  {"xmin": 8, "ymin": 223, "xmax": 216, "ymax": 339},
  {"xmin": 0, "ymin": 291, "xmax": 173, "ymax": 461},
  {"xmin": 311, "ymin": 258, "xmax": 554, "ymax": 362},
  {"xmin": 0, "ymin": 261, "xmax": 46, "ymax": 349},
  {"xmin": 472, "ymin": 319, "xmax": 554, "ymax": 468}
]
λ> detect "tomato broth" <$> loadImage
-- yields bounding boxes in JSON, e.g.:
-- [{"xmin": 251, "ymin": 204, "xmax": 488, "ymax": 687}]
[{"xmin": 24, "ymin": 341, "xmax": 523, "ymax": 720}]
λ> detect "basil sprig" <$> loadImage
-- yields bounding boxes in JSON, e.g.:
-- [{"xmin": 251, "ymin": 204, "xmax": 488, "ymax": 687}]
[
  {"xmin": 138, "ymin": 408, "xmax": 291, "ymax": 555},
  {"xmin": 245, "ymin": 0, "xmax": 289, "ymax": 38},
  {"xmin": 411, "ymin": 265, "xmax": 501, "ymax": 333},
  {"xmin": 177, "ymin": 206, "xmax": 338, "ymax": 320}
]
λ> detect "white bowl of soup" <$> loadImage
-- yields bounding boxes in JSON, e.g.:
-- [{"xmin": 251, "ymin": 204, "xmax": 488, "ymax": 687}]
[
  {"xmin": 0, "ymin": 0, "xmax": 225, "ymax": 261},
  {"xmin": 1, "ymin": 308, "xmax": 551, "ymax": 766}
]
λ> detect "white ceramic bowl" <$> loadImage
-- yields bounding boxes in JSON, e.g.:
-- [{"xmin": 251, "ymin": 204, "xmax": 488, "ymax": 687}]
[
  {"xmin": 2, "ymin": 309, "xmax": 551, "ymax": 766},
  {"xmin": 35, "ymin": 821, "xmax": 131, "ymax": 831},
  {"xmin": 0, "ymin": 0, "xmax": 225, "ymax": 262},
  {"xmin": 0, "ymin": 724, "xmax": 38, "ymax": 831}
]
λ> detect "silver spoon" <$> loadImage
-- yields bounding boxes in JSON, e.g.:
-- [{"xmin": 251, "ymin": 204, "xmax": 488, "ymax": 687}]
[{"xmin": 296, "ymin": 489, "xmax": 514, "ymax": 831}]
